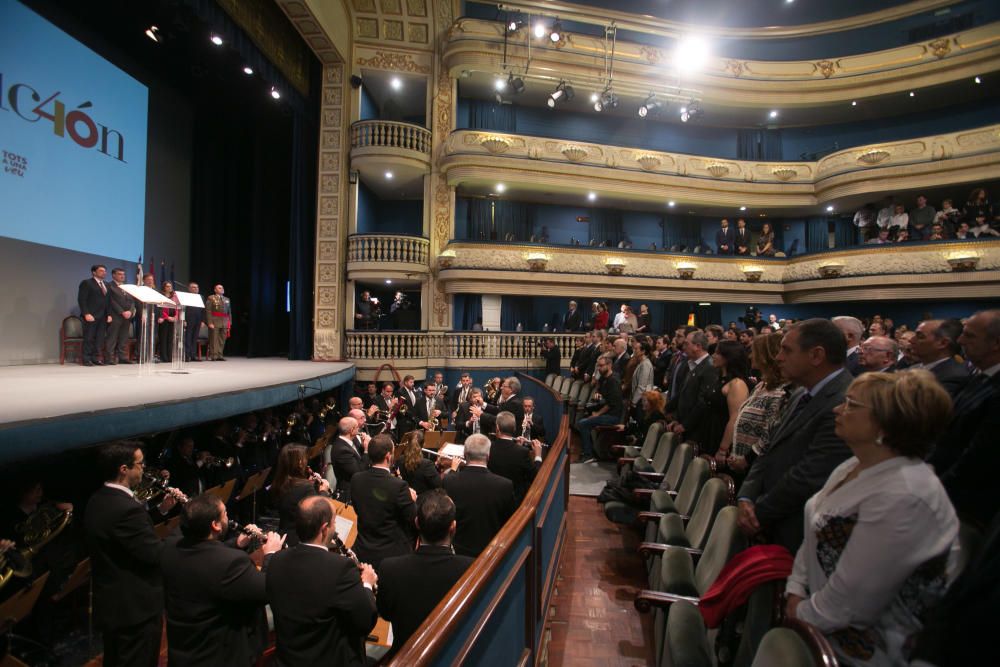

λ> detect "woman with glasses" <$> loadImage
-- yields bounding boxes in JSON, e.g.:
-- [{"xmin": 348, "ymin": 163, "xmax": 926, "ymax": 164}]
[{"xmin": 785, "ymin": 370, "xmax": 958, "ymax": 666}]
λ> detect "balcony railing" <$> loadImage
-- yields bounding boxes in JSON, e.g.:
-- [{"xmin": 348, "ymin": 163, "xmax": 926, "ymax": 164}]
[
  {"xmin": 348, "ymin": 234, "xmax": 430, "ymax": 265},
  {"xmin": 350, "ymin": 120, "xmax": 431, "ymax": 155},
  {"xmin": 346, "ymin": 331, "xmax": 580, "ymax": 362}
]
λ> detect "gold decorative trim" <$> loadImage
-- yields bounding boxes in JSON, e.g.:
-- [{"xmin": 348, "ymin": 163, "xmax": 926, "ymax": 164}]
[{"xmin": 355, "ymin": 51, "xmax": 432, "ymax": 73}]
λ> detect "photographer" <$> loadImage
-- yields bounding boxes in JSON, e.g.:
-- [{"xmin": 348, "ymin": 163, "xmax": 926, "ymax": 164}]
[{"xmin": 541, "ymin": 338, "xmax": 560, "ymax": 376}]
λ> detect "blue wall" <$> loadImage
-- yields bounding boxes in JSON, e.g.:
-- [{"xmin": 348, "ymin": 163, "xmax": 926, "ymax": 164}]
[
  {"xmin": 357, "ymin": 181, "xmax": 423, "ymax": 235},
  {"xmin": 360, "ymin": 85, "xmax": 378, "ymax": 121},
  {"xmin": 719, "ymin": 299, "xmax": 1000, "ymax": 330}
]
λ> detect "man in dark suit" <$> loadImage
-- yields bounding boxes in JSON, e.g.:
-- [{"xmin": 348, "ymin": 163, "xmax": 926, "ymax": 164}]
[
  {"xmin": 350, "ymin": 435, "xmax": 417, "ymax": 570},
  {"xmin": 858, "ymin": 336, "xmax": 898, "ymax": 373},
  {"xmin": 483, "ymin": 376, "xmax": 525, "ymax": 425},
  {"xmin": 450, "ymin": 373, "xmax": 474, "ymax": 418},
  {"xmin": 833, "ymin": 316, "xmax": 864, "ymax": 376},
  {"xmin": 104, "ymin": 268, "xmax": 135, "ymax": 365},
  {"xmin": 412, "ymin": 383, "xmax": 443, "ymax": 431},
  {"xmin": 569, "ymin": 334, "xmax": 588, "ymax": 379},
  {"xmin": 395, "ymin": 375, "xmax": 419, "ymax": 435},
  {"xmin": 542, "ymin": 338, "xmax": 561, "ymax": 376},
  {"xmin": 455, "ymin": 388, "xmax": 496, "ymax": 443},
  {"xmin": 77, "ymin": 264, "xmax": 109, "ymax": 366},
  {"xmin": 267, "ymin": 495, "xmax": 378, "ymax": 667},
  {"xmin": 183, "ymin": 281, "xmax": 205, "ymax": 362},
  {"xmin": 161, "ymin": 494, "xmax": 284, "ymax": 666},
  {"xmin": 715, "ymin": 219, "xmax": 735, "ymax": 255},
  {"xmin": 563, "ymin": 300, "xmax": 583, "ymax": 332},
  {"xmin": 488, "ymin": 412, "xmax": 542, "ymax": 502},
  {"xmin": 520, "ymin": 397, "xmax": 546, "ymax": 443},
  {"xmin": 378, "ymin": 490, "xmax": 474, "ymax": 656},
  {"xmin": 737, "ymin": 319, "xmax": 852, "ymax": 553},
  {"xmin": 911, "ymin": 318, "xmax": 970, "ymax": 397},
  {"xmin": 930, "ymin": 310, "xmax": 1000, "ymax": 526},
  {"xmin": 331, "ymin": 416, "xmax": 369, "ymax": 502},
  {"xmin": 85, "ymin": 442, "xmax": 179, "ymax": 667},
  {"xmin": 611, "ymin": 338, "xmax": 629, "ymax": 377},
  {"xmin": 442, "ymin": 434, "xmax": 516, "ymax": 557},
  {"xmin": 734, "ymin": 218, "xmax": 751, "ymax": 255},
  {"xmin": 167, "ymin": 436, "xmax": 207, "ymax": 498},
  {"xmin": 665, "ymin": 330, "xmax": 720, "ymax": 451}
]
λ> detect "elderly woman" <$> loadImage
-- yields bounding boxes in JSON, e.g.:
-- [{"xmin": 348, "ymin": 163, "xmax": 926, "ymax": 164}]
[{"xmin": 785, "ymin": 370, "xmax": 957, "ymax": 666}]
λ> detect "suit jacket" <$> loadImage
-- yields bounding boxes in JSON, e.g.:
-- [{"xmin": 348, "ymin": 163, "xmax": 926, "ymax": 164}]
[
  {"xmin": 411, "ymin": 396, "xmax": 442, "ymax": 425},
  {"xmin": 106, "ymin": 282, "xmax": 135, "ymax": 320},
  {"xmin": 442, "ymin": 466, "xmax": 515, "ymax": 557},
  {"xmin": 484, "ymin": 395, "xmax": 524, "ymax": 425},
  {"xmin": 667, "ymin": 353, "xmax": 689, "ymax": 400},
  {"xmin": 455, "ymin": 402, "xmax": 496, "ymax": 443},
  {"xmin": 450, "ymin": 385, "xmax": 473, "ymax": 415},
  {"xmin": 715, "ymin": 227, "xmax": 735, "ymax": 254},
  {"xmin": 77, "ymin": 277, "xmax": 109, "ymax": 318},
  {"xmin": 734, "ymin": 228, "xmax": 751, "ymax": 254},
  {"xmin": 377, "ymin": 546, "xmax": 474, "ymax": 655},
  {"xmin": 738, "ymin": 369, "xmax": 853, "ymax": 552},
  {"xmin": 845, "ymin": 349, "xmax": 862, "ymax": 376},
  {"xmin": 665, "ymin": 357, "xmax": 719, "ymax": 447},
  {"xmin": 267, "ymin": 544, "xmax": 378, "ymax": 667},
  {"xmin": 925, "ymin": 358, "xmax": 971, "ymax": 398},
  {"xmin": 161, "ymin": 538, "xmax": 269, "ymax": 666},
  {"xmin": 331, "ymin": 436, "xmax": 369, "ymax": 501},
  {"xmin": 522, "ymin": 412, "xmax": 546, "ymax": 442},
  {"xmin": 582, "ymin": 344, "xmax": 600, "ymax": 378},
  {"xmin": 543, "ymin": 346, "xmax": 561, "ymax": 376},
  {"xmin": 487, "ymin": 437, "xmax": 538, "ymax": 503},
  {"xmin": 564, "ymin": 309, "xmax": 583, "ymax": 332},
  {"xmin": 84, "ymin": 486, "xmax": 164, "ymax": 629},
  {"xmin": 612, "ymin": 352, "xmax": 630, "ymax": 379},
  {"xmin": 349, "ymin": 467, "xmax": 417, "ymax": 569},
  {"xmin": 276, "ymin": 480, "xmax": 319, "ymax": 547}
]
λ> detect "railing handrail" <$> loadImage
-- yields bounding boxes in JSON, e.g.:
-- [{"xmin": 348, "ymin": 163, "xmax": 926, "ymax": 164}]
[
  {"xmin": 351, "ymin": 118, "xmax": 430, "ymax": 132},
  {"xmin": 387, "ymin": 374, "xmax": 569, "ymax": 666},
  {"xmin": 348, "ymin": 232, "xmax": 430, "ymax": 240}
]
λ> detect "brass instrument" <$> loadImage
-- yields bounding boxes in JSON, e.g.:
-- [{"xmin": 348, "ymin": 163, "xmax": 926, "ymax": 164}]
[
  {"xmin": 436, "ymin": 384, "xmax": 449, "ymax": 402},
  {"xmin": 134, "ymin": 470, "xmax": 190, "ymax": 505},
  {"xmin": 0, "ymin": 542, "xmax": 32, "ymax": 588},
  {"xmin": 16, "ymin": 505, "xmax": 73, "ymax": 558},
  {"xmin": 202, "ymin": 455, "xmax": 236, "ymax": 469},
  {"xmin": 318, "ymin": 398, "xmax": 338, "ymax": 420},
  {"xmin": 285, "ymin": 413, "xmax": 300, "ymax": 437}
]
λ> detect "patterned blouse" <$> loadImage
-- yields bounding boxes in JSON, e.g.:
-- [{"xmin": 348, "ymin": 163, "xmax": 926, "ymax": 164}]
[
  {"xmin": 731, "ymin": 382, "xmax": 788, "ymax": 458},
  {"xmin": 786, "ymin": 457, "xmax": 958, "ymax": 666}
]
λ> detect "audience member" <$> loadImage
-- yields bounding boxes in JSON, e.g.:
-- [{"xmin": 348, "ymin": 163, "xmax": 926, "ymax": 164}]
[
  {"xmin": 859, "ymin": 336, "xmax": 898, "ymax": 373},
  {"xmin": 577, "ymin": 354, "xmax": 624, "ymax": 463},
  {"xmin": 716, "ymin": 218, "xmax": 735, "ymax": 255},
  {"xmin": 710, "ymin": 340, "xmax": 752, "ymax": 462},
  {"xmin": 910, "ymin": 319, "xmax": 970, "ymax": 397},
  {"xmin": 665, "ymin": 330, "xmax": 719, "ymax": 449},
  {"xmin": 757, "ymin": 222, "xmax": 775, "ymax": 256},
  {"xmin": 591, "ymin": 302, "xmax": 609, "ymax": 331},
  {"xmin": 832, "ymin": 316, "xmax": 864, "ymax": 376},
  {"xmin": 734, "ymin": 218, "xmax": 751, "ymax": 255},
  {"xmin": 910, "ymin": 194, "xmax": 935, "ymax": 238},
  {"xmin": 441, "ymin": 435, "xmax": 515, "ymax": 557}
]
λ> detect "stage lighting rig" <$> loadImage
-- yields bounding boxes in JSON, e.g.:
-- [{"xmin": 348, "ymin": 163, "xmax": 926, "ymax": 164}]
[
  {"xmin": 547, "ymin": 81, "xmax": 574, "ymax": 108},
  {"xmin": 638, "ymin": 93, "xmax": 661, "ymax": 118},
  {"xmin": 594, "ymin": 87, "xmax": 618, "ymax": 112},
  {"xmin": 679, "ymin": 101, "xmax": 702, "ymax": 123}
]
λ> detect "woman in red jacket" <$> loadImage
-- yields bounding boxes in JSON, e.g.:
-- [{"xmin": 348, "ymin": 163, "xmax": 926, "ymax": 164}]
[{"xmin": 592, "ymin": 302, "xmax": 609, "ymax": 331}]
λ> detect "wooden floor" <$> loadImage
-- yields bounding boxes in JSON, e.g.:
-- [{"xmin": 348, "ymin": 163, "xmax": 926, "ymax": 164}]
[{"xmin": 543, "ymin": 495, "xmax": 656, "ymax": 667}]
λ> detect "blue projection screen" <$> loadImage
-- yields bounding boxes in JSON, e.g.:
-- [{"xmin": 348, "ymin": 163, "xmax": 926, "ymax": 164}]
[{"xmin": 0, "ymin": 0, "xmax": 148, "ymax": 261}]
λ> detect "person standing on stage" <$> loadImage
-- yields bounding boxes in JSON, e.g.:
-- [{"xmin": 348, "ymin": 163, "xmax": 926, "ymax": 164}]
[
  {"xmin": 157, "ymin": 281, "xmax": 180, "ymax": 363},
  {"xmin": 105, "ymin": 268, "xmax": 135, "ymax": 365},
  {"xmin": 78, "ymin": 264, "xmax": 109, "ymax": 366},
  {"xmin": 85, "ymin": 442, "xmax": 179, "ymax": 666},
  {"xmin": 184, "ymin": 282, "xmax": 205, "ymax": 362},
  {"xmin": 205, "ymin": 284, "xmax": 231, "ymax": 361}
]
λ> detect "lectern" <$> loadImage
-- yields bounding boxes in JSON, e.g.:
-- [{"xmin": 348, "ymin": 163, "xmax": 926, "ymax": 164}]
[
  {"xmin": 120, "ymin": 285, "xmax": 176, "ymax": 377},
  {"xmin": 172, "ymin": 290, "xmax": 205, "ymax": 372}
]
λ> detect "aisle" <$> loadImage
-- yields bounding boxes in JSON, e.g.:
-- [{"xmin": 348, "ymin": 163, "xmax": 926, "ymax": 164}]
[{"xmin": 542, "ymin": 496, "xmax": 655, "ymax": 666}]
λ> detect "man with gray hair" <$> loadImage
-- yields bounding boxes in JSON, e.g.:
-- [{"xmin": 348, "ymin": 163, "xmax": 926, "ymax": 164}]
[
  {"xmin": 487, "ymin": 411, "xmax": 541, "ymax": 502},
  {"xmin": 910, "ymin": 319, "xmax": 969, "ymax": 397},
  {"xmin": 483, "ymin": 376, "xmax": 524, "ymax": 424},
  {"xmin": 442, "ymin": 434, "xmax": 516, "ymax": 557},
  {"xmin": 859, "ymin": 336, "xmax": 898, "ymax": 373},
  {"xmin": 832, "ymin": 316, "xmax": 865, "ymax": 376}
]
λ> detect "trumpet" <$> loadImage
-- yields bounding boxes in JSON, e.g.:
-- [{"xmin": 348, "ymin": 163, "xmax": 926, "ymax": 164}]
[
  {"xmin": 318, "ymin": 398, "xmax": 338, "ymax": 420},
  {"xmin": 285, "ymin": 413, "xmax": 300, "ymax": 437}
]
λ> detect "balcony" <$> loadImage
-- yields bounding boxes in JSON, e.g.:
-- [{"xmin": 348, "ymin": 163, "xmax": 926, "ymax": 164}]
[
  {"xmin": 349, "ymin": 120, "xmax": 432, "ymax": 197},
  {"xmin": 440, "ymin": 125, "xmax": 1000, "ymax": 210},
  {"xmin": 347, "ymin": 234, "xmax": 430, "ymax": 281}
]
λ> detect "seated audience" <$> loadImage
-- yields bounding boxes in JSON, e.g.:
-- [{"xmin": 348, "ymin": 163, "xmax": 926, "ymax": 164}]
[
  {"xmin": 833, "ymin": 316, "xmax": 865, "ymax": 376},
  {"xmin": 933, "ymin": 198, "xmax": 960, "ymax": 232},
  {"xmin": 441, "ymin": 434, "xmax": 515, "ymax": 557},
  {"xmin": 785, "ymin": 371, "xmax": 957, "ymax": 667},
  {"xmin": 859, "ymin": 336, "xmax": 898, "ymax": 373},
  {"xmin": 577, "ymin": 353, "xmax": 624, "ymax": 463},
  {"xmin": 910, "ymin": 319, "xmax": 970, "ymax": 397},
  {"xmin": 350, "ymin": 435, "xmax": 417, "ymax": 570},
  {"xmin": 271, "ymin": 444, "xmax": 331, "ymax": 547}
]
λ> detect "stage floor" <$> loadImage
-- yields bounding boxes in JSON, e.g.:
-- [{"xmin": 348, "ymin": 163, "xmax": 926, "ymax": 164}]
[{"xmin": 0, "ymin": 358, "xmax": 355, "ymax": 463}]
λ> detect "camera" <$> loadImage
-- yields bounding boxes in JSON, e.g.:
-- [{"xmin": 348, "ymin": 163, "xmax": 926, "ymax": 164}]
[{"xmin": 738, "ymin": 306, "xmax": 760, "ymax": 326}]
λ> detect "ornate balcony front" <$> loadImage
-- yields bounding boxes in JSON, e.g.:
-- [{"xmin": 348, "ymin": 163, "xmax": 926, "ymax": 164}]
[
  {"xmin": 349, "ymin": 120, "xmax": 432, "ymax": 196},
  {"xmin": 347, "ymin": 234, "xmax": 430, "ymax": 281},
  {"xmin": 441, "ymin": 125, "xmax": 1000, "ymax": 210}
]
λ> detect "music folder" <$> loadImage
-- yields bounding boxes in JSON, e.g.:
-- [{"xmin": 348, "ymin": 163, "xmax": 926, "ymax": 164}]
[
  {"xmin": 173, "ymin": 290, "xmax": 205, "ymax": 309},
  {"xmin": 120, "ymin": 284, "xmax": 176, "ymax": 305}
]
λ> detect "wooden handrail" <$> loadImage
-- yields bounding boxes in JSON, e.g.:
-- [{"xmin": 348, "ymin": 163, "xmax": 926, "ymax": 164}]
[{"xmin": 387, "ymin": 374, "xmax": 569, "ymax": 666}]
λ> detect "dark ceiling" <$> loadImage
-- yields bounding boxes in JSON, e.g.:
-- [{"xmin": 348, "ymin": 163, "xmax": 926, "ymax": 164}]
[{"xmin": 558, "ymin": 0, "xmax": 921, "ymax": 29}]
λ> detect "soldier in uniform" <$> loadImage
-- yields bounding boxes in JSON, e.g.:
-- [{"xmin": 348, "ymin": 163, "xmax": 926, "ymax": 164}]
[{"xmin": 205, "ymin": 284, "xmax": 231, "ymax": 361}]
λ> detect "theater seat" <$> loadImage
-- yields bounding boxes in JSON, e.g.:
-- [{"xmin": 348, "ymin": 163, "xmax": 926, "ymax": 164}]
[
  {"xmin": 750, "ymin": 619, "xmax": 837, "ymax": 667},
  {"xmin": 660, "ymin": 601, "xmax": 712, "ymax": 667},
  {"xmin": 60, "ymin": 315, "xmax": 84, "ymax": 364}
]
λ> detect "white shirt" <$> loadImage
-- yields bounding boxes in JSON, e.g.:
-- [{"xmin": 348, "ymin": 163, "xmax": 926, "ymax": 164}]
[
  {"xmin": 613, "ymin": 312, "xmax": 627, "ymax": 329},
  {"xmin": 981, "ymin": 362, "xmax": 1000, "ymax": 378},
  {"xmin": 104, "ymin": 482, "xmax": 134, "ymax": 499},
  {"xmin": 786, "ymin": 457, "xmax": 957, "ymax": 667},
  {"xmin": 889, "ymin": 212, "xmax": 909, "ymax": 229},
  {"xmin": 916, "ymin": 357, "xmax": 949, "ymax": 372}
]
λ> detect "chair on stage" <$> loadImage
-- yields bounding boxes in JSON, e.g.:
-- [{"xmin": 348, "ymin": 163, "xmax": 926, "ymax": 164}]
[
  {"xmin": 196, "ymin": 322, "xmax": 209, "ymax": 360},
  {"xmin": 59, "ymin": 316, "xmax": 83, "ymax": 365}
]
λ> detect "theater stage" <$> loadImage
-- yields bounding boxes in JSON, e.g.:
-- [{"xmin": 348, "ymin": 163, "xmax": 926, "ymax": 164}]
[{"xmin": 0, "ymin": 358, "xmax": 355, "ymax": 463}]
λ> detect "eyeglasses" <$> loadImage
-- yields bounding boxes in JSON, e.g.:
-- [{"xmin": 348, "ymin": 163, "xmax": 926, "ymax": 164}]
[{"xmin": 841, "ymin": 396, "xmax": 869, "ymax": 411}]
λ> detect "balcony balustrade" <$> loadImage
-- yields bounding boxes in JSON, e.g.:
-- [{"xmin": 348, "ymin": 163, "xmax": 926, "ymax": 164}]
[
  {"xmin": 350, "ymin": 120, "xmax": 431, "ymax": 155},
  {"xmin": 348, "ymin": 234, "xmax": 430, "ymax": 266}
]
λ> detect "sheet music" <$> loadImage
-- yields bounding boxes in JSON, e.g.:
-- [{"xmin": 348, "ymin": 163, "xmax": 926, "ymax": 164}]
[
  {"xmin": 334, "ymin": 515, "xmax": 354, "ymax": 540},
  {"xmin": 173, "ymin": 290, "xmax": 205, "ymax": 308},
  {"xmin": 440, "ymin": 444, "xmax": 465, "ymax": 459}
]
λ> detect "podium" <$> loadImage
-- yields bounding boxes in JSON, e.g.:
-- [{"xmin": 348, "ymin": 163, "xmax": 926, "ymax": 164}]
[
  {"xmin": 172, "ymin": 290, "xmax": 205, "ymax": 373},
  {"xmin": 120, "ymin": 285, "xmax": 177, "ymax": 377}
]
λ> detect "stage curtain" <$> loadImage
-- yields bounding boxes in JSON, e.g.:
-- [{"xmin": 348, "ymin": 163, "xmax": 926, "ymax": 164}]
[
  {"xmin": 501, "ymin": 296, "xmax": 535, "ymax": 331},
  {"xmin": 454, "ymin": 294, "xmax": 483, "ymax": 331},
  {"xmin": 737, "ymin": 129, "xmax": 783, "ymax": 160},
  {"xmin": 806, "ymin": 218, "xmax": 830, "ymax": 253},
  {"xmin": 467, "ymin": 199, "xmax": 493, "ymax": 240},
  {"xmin": 287, "ymin": 109, "xmax": 318, "ymax": 359},
  {"xmin": 663, "ymin": 217, "xmax": 701, "ymax": 251},
  {"xmin": 834, "ymin": 220, "xmax": 856, "ymax": 248},
  {"xmin": 495, "ymin": 201, "xmax": 531, "ymax": 241},
  {"xmin": 468, "ymin": 100, "xmax": 516, "ymax": 132},
  {"xmin": 589, "ymin": 208, "xmax": 623, "ymax": 246}
]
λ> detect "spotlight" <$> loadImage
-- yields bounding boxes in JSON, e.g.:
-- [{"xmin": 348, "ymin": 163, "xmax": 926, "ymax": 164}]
[
  {"xmin": 638, "ymin": 93, "xmax": 661, "ymax": 118},
  {"xmin": 508, "ymin": 74, "xmax": 525, "ymax": 94},
  {"xmin": 270, "ymin": 87, "xmax": 281, "ymax": 100},
  {"xmin": 851, "ymin": 100, "xmax": 857, "ymax": 106},
  {"xmin": 679, "ymin": 102, "xmax": 701, "ymax": 122},
  {"xmin": 675, "ymin": 35, "xmax": 710, "ymax": 73},
  {"xmin": 769, "ymin": 110, "xmax": 779, "ymax": 119},
  {"xmin": 739, "ymin": 206, "xmax": 747, "ymax": 211},
  {"xmin": 594, "ymin": 88, "xmax": 617, "ymax": 112},
  {"xmin": 242, "ymin": 66, "xmax": 254, "ymax": 75},
  {"xmin": 385, "ymin": 279, "xmax": 392, "ymax": 284},
  {"xmin": 145, "ymin": 25, "xmax": 161, "ymax": 42},
  {"xmin": 587, "ymin": 192, "xmax": 597, "ymax": 202},
  {"xmin": 507, "ymin": 19, "xmax": 523, "ymax": 32},
  {"xmin": 668, "ymin": 201, "xmax": 676, "ymax": 207},
  {"xmin": 550, "ymin": 20, "xmax": 562, "ymax": 42},
  {"xmin": 391, "ymin": 77, "xmax": 402, "ymax": 91},
  {"xmin": 975, "ymin": 76, "xmax": 982, "ymax": 84},
  {"xmin": 494, "ymin": 76, "xmax": 506, "ymax": 91},
  {"xmin": 534, "ymin": 22, "xmax": 547, "ymax": 39},
  {"xmin": 909, "ymin": 91, "xmax": 915, "ymax": 97},
  {"xmin": 590, "ymin": 92, "xmax": 599, "ymax": 103},
  {"xmin": 385, "ymin": 171, "xmax": 394, "ymax": 180},
  {"xmin": 496, "ymin": 183, "xmax": 506, "ymax": 193},
  {"xmin": 826, "ymin": 205, "xmax": 835, "ymax": 212},
  {"xmin": 547, "ymin": 81, "xmax": 574, "ymax": 108},
  {"xmin": 210, "ymin": 33, "xmax": 224, "ymax": 46}
]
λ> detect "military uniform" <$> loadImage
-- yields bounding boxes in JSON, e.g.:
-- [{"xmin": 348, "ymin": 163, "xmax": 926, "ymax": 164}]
[{"xmin": 204, "ymin": 293, "xmax": 231, "ymax": 360}]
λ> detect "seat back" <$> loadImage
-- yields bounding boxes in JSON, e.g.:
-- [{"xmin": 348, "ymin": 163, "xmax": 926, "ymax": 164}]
[
  {"xmin": 750, "ymin": 621, "xmax": 836, "ymax": 667},
  {"xmin": 661, "ymin": 442, "xmax": 694, "ymax": 490},
  {"xmin": 567, "ymin": 379, "xmax": 585, "ymax": 403},
  {"xmin": 577, "ymin": 384, "xmax": 594, "ymax": 407},
  {"xmin": 650, "ymin": 431, "xmax": 677, "ymax": 473},
  {"xmin": 694, "ymin": 506, "xmax": 745, "ymax": 595},
  {"xmin": 62, "ymin": 316, "xmax": 83, "ymax": 339},
  {"xmin": 684, "ymin": 478, "xmax": 730, "ymax": 551},
  {"xmin": 545, "ymin": 373, "xmax": 557, "ymax": 386},
  {"xmin": 640, "ymin": 422, "xmax": 665, "ymax": 460},
  {"xmin": 672, "ymin": 456, "xmax": 711, "ymax": 517},
  {"xmin": 661, "ymin": 601, "xmax": 712, "ymax": 667},
  {"xmin": 198, "ymin": 322, "xmax": 209, "ymax": 340}
]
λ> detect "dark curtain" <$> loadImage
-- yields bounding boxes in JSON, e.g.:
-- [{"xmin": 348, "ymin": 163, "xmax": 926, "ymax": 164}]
[
  {"xmin": 495, "ymin": 200, "xmax": 531, "ymax": 241},
  {"xmin": 501, "ymin": 296, "xmax": 535, "ymax": 331},
  {"xmin": 287, "ymin": 110, "xmax": 318, "ymax": 359},
  {"xmin": 806, "ymin": 217, "xmax": 830, "ymax": 253},
  {"xmin": 834, "ymin": 220, "xmax": 856, "ymax": 249},
  {"xmin": 454, "ymin": 294, "xmax": 483, "ymax": 331},
  {"xmin": 467, "ymin": 199, "xmax": 492, "ymax": 240},
  {"xmin": 589, "ymin": 208, "xmax": 623, "ymax": 246},
  {"xmin": 468, "ymin": 100, "xmax": 516, "ymax": 132},
  {"xmin": 737, "ymin": 129, "xmax": 783, "ymax": 160},
  {"xmin": 663, "ymin": 218, "xmax": 702, "ymax": 251}
]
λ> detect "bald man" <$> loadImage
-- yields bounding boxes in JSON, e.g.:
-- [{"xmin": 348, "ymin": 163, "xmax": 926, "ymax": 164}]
[{"xmin": 330, "ymin": 417, "xmax": 369, "ymax": 502}]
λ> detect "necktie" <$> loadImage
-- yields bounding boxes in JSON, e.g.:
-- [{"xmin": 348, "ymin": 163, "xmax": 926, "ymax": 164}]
[
  {"xmin": 427, "ymin": 399, "xmax": 433, "ymax": 416},
  {"xmin": 98, "ymin": 279, "xmax": 106, "ymax": 295},
  {"xmin": 786, "ymin": 392, "xmax": 813, "ymax": 424}
]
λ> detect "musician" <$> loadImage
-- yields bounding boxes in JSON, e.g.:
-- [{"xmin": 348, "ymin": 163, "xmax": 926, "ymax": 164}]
[
  {"xmin": 361, "ymin": 382, "xmax": 379, "ymax": 410},
  {"xmin": 441, "ymin": 435, "xmax": 515, "ymax": 557},
  {"xmin": 483, "ymin": 377, "xmax": 502, "ymax": 405},
  {"xmin": 346, "ymin": 409, "xmax": 373, "ymax": 456},
  {"xmin": 430, "ymin": 371, "xmax": 449, "ymax": 407},
  {"xmin": 270, "ymin": 444, "xmax": 331, "ymax": 547},
  {"xmin": 161, "ymin": 494, "xmax": 284, "ymax": 666},
  {"xmin": 456, "ymin": 388, "xmax": 496, "ymax": 443},
  {"xmin": 519, "ymin": 397, "xmax": 546, "ymax": 443},
  {"xmin": 350, "ymin": 435, "xmax": 418, "ymax": 570},
  {"xmin": 483, "ymin": 376, "xmax": 525, "ymax": 425},
  {"xmin": 166, "ymin": 436, "xmax": 207, "ymax": 498},
  {"xmin": 396, "ymin": 375, "xmax": 419, "ymax": 434},
  {"xmin": 85, "ymin": 442, "xmax": 178, "ymax": 667},
  {"xmin": 77, "ymin": 264, "xmax": 109, "ymax": 366},
  {"xmin": 205, "ymin": 421, "xmax": 242, "ymax": 486},
  {"xmin": 413, "ymin": 383, "xmax": 443, "ymax": 431},
  {"xmin": 330, "ymin": 417, "xmax": 370, "ymax": 502},
  {"xmin": 396, "ymin": 431, "xmax": 442, "ymax": 496},
  {"xmin": 488, "ymin": 412, "xmax": 542, "ymax": 503},
  {"xmin": 355, "ymin": 290, "xmax": 378, "ymax": 330},
  {"xmin": 378, "ymin": 491, "xmax": 474, "ymax": 656},
  {"xmin": 450, "ymin": 373, "xmax": 474, "ymax": 417},
  {"xmin": 267, "ymin": 496, "xmax": 378, "ymax": 667}
]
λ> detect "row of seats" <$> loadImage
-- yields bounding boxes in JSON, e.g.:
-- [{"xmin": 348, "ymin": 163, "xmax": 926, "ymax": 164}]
[{"xmin": 564, "ymin": 391, "xmax": 840, "ymax": 667}]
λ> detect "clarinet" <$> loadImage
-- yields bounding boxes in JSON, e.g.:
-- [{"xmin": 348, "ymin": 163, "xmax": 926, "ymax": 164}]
[{"xmin": 330, "ymin": 531, "xmax": 377, "ymax": 595}]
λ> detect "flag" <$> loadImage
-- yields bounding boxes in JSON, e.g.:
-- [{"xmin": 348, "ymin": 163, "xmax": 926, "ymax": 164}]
[
  {"xmin": 136, "ymin": 255, "xmax": 143, "ymax": 286},
  {"xmin": 148, "ymin": 256, "xmax": 154, "ymax": 283},
  {"xmin": 159, "ymin": 260, "xmax": 165, "ymax": 286}
]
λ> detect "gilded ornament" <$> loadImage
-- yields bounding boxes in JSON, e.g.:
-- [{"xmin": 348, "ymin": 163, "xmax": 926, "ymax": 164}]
[
  {"xmin": 857, "ymin": 149, "xmax": 890, "ymax": 165},
  {"xmin": 636, "ymin": 155, "xmax": 661, "ymax": 171},
  {"xmin": 706, "ymin": 163, "xmax": 730, "ymax": 178},
  {"xmin": 355, "ymin": 51, "xmax": 431, "ymax": 74},
  {"xmin": 561, "ymin": 145, "xmax": 588, "ymax": 162},
  {"xmin": 929, "ymin": 38, "xmax": 951, "ymax": 59},
  {"xmin": 772, "ymin": 167, "xmax": 797, "ymax": 181},
  {"xmin": 480, "ymin": 136, "xmax": 512, "ymax": 154},
  {"xmin": 725, "ymin": 60, "xmax": 745, "ymax": 77},
  {"xmin": 816, "ymin": 60, "xmax": 835, "ymax": 78}
]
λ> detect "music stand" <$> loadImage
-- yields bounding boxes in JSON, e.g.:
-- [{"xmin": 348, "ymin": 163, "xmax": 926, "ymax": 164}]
[
  {"xmin": 235, "ymin": 467, "xmax": 271, "ymax": 523},
  {"xmin": 171, "ymin": 290, "xmax": 205, "ymax": 373},
  {"xmin": 154, "ymin": 516, "xmax": 181, "ymax": 539},
  {"xmin": 0, "ymin": 571, "xmax": 51, "ymax": 667},
  {"xmin": 50, "ymin": 559, "xmax": 92, "ymax": 647},
  {"xmin": 205, "ymin": 479, "xmax": 237, "ymax": 506},
  {"xmin": 424, "ymin": 431, "xmax": 458, "ymax": 450},
  {"xmin": 327, "ymin": 500, "xmax": 359, "ymax": 548},
  {"xmin": 120, "ymin": 285, "xmax": 175, "ymax": 377}
]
